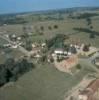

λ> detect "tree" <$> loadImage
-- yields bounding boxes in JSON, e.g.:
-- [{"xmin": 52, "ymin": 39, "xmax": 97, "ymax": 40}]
[
  {"xmin": 25, "ymin": 39, "xmax": 32, "ymax": 51},
  {"xmin": 5, "ymin": 58, "xmax": 15, "ymax": 71},
  {"xmin": 83, "ymin": 45, "xmax": 89, "ymax": 52},
  {"xmin": 46, "ymin": 34, "xmax": 68, "ymax": 49},
  {"xmin": 48, "ymin": 26, "xmax": 52, "ymax": 30},
  {"xmin": 54, "ymin": 25, "xmax": 58, "ymax": 29},
  {"xmin": 0, "ymin": 65, "xmax": 7, "ymax": 86},
  {"xmin": 70, "ymin": 96, "xmax": 74, "ymax": 100},
  {"xmin": 86, "ymin": 18, "xmax": 93, "ymax": 30},
  {"xmin": 40, "ymin": 55, "xmax": 47, "ymax": 63},
  {"xmin": 76, "ymin": 64, "xmax": 82, "ymax": 70},
  {"xmin": 0, "ymin": 58, "xmax": 35, "ymax": 87},
  {"xmin": 57, "ymin": 56, "xmax": 60, "ymax": 62},
  {"xmin": 23, "ymin": 26, "xmax": 28, "ymax": 37},
  {"xmin": 39, "ymin": 32, "xmax": 44, "ymax": 35},
  {"xmin": 90, "ymin": 26, "xmax": 93, "ymax": 29},
  {"xmin": 90, "ymin": 33, "xmax": 95, "ymax": 39},
  {"xmin": 6, "ymin": 69, "xmax": 13, "ymax": 82},
  {"xmin": 40, "ymin": 26, "xmax": 44, "ymax": 31},
  {"xmin": 70, "ymin": 46, "xmax": 77, "ymax": 54}
]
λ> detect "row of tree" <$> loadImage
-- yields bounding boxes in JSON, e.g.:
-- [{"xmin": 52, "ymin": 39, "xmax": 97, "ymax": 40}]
[
  {"xmin": 0, "ymin": 17, "xmax": 27, "ymax": 25},
  {"xmin": 73, "ymin": 27, "xmax": 99, "ymax": 39},
  {"xmin": 40, "ymin": 25, "xmax": 58, "ymax": 31},
  {"xmin": 46, "ymin": 34, "xmax": 69, "ymax": 49},
  {"xmin": 69, "ymin": 13, "xmax": 99, "ymax": 19}
]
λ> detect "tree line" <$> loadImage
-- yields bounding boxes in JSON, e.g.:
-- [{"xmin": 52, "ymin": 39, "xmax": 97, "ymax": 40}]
[
  {"xmin": 0, "ymin": 58, "xmax": 35, "ymax": 87},
  {"xmin": 0, "ymin": 16, "xmax": 27, "ymax": 25},
  {"xmin": 73, "ymin": 27, "xmax": 99, "ymax": 39},
  {"xmin": 46, "ymin": 34, "xmax": 69, "ymax": 49}
]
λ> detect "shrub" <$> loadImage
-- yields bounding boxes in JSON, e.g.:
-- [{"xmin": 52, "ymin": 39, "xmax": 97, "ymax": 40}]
[
  {"xmin": 54, "ymin": 25, "xmax": 58, "ymax": 29},
  {"xmin": 76, "ymin": 64, "xmax": 82, "ymax": 70}
]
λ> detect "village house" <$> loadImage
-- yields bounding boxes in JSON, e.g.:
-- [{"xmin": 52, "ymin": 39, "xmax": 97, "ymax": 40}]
[
  {"xmin": 53, "ymin": 48, "xmax": 68, "ymax": 60},
  {"xmin": 17, "ymin": 37, "xmax": 21, "ymax": 41},
  {"xmin": 53, "ymin": 45, "xmax": 77, "ymax": 57},
  {"xmin": 54, "ymin": 48, "xmax": 67, "ymax": 55},
  {"xmin": 29, "ymin": 47, "xmax": 41, "ymax": 57},
  {"xmin": 78, "ymin": 79, "xmax": 99, "ymax": 100},
  {"xmin": 51, "ymin": 43, "xmax": 79, "ymax": 62},
  {"xmin": 32, "ymin": 43, "xmax": 40, "ymax": 48},
  {"xmin": 41, "ymin": 43, "xmax": 46, "ymax": 48}
]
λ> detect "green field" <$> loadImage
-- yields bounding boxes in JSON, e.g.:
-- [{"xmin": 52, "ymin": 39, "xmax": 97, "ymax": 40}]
[
  {"xmin": 0, "ymin": 60, "xmax": 96, "ymax": 100},
  {"xmin": 0, "ymin": 13, "xmax": 99, "ymax": 44}
]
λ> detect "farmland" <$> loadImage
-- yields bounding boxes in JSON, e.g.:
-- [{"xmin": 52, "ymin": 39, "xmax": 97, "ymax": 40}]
[
  {"xmin": 0, "ymin": 12, "xmax": 99, "ymax": 44},
  {"xmin": 0, "ymin": 7, "xmax": 99, "ymax": 100},
  {"xmin": 0, "ymin": 61, "xmax": 96, "ymax": 100}
]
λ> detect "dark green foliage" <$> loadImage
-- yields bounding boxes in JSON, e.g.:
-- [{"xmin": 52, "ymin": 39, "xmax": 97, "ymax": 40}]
[
  {"xmin": 25, "ymin": 44, "xmax": 32, "ymax": 51},
  {"xmin": 39, "ymin": 55, "xmax": 47, "ymax": 63},
  {"xmin": 70, "ymin": 96, "xmax": 74, "ymax": 100},
  {"xmin": 83, "ymin": 45, "xmax": 89, "ymax": 52},
  {"xmin": 57, "ymin": 56, "xmax": 61, "ymax": 62},
  {"xmin": 0, "ymin": 58, "xmax": 35, "ymax": 87},
  {"xmin": 6, "ymin": 69, "xmax": 13, "ymax": 82},
  {"xmin": 39, "ymin": 32, "xmax": 44, "ymax": 35},
  {"xmin": 56, "ymin": 56, "xmax": 64, "ymax": 62},
  {"xmin": 86, "ymin": 18, "xmax": 91, "ymax": 24},
  {"xmin": 25, "ymin": 40, "xmax": 32, "ymax": 51},
  {"xmin": 0, "ymin": 65, "xmax": 7, "ymax": 86},
  {"xmin": 0, "ymin": 16, "xmax": 27, "ymax": 25},
  {"xmin": 76, "ymin": 13, "xmax": 99, "ymax": 19},
  {"xmin": 46, "ymin": 34, "xmax": 69, "ymax": 49},
  {"xmin": 54, "ymin": 25, "xmax": 58, "ymax": 29},
  {"xmin": 76, "ymin": 64, "xmax": 82, "ymax": 70},
  {"xmin": 69, "ymin": 46, "xmax": 77, "ymax": 54},
  {"xmin": 40, "ymin": 26, "xmax": 44, "ymax": 31},
  {"xmin": 50, "ymin": 57, "xmax": 54, "ymax": 63},
  {"xmin": 90, "ymin": 26, "xmax": 93, "ymax": 29},
  {"xmin": 73, "ymin": 27, "xmax": 99, "ymax": 37},
  {"xmin": 90, "ymin": 33, "xmax": 95, "ymax": 39},
  {"xmin": 5, "ymin": 58, "xmax": 15, "ymax": 70},
  {"xmin": 48, "ymin": 26, "xmax": 52, "ymax": 30}
]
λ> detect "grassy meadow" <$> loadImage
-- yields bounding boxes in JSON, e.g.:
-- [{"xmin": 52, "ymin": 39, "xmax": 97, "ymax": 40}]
[{"xmin": 0, "ymin": 61, "xmax": 96, "ymax": 100}]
